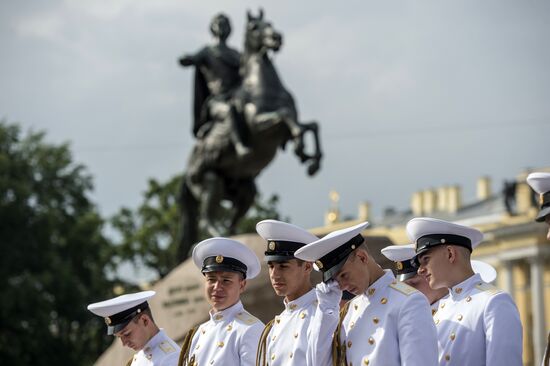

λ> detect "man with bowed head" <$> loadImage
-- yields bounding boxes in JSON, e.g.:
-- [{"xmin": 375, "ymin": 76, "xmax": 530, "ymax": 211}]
[
  {"xmin": 87, "ymin": 291, "xmax": 180, "ymax": 366},
  {"xmin": 294, "ymin": 221, "xmax": 438, "ymax": 366}
]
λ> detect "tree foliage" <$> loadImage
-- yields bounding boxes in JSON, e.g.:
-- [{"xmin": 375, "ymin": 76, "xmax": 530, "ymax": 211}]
[
  {"xmin": 111, "ymin": 175, "xmax": 284, "ymax": 279},
  {"xmin": 0, "ymin": 121, "xmax": 124, "ymax": 365}
]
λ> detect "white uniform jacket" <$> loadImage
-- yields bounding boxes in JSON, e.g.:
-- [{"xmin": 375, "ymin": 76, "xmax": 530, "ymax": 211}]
[
  {"xmin": 308, "ymin": 270, "xmax": 438, "ymax": 366},
  {"xmin": 433, "ymin": 273, "xmax": 522, "ymax": 366},
  {"xmin": 264, "ymin": 289, "xmax": 318, "ymax": 365},
  {"xmin": 131, "ymin": 329, "xmax": 180, "ymax": 366},
  {"xmin": 187, "ymin": 301, "xmax": 264, "ymax": 366}
]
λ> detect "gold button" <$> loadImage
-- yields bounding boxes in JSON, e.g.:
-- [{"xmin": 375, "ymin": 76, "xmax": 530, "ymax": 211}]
[
  {"xmin": 380, "ymin": 297, "xmax": 387, "ymax": 304},
  {"xmin": 457, "ymin": 314, "xmax": 463, "ymax": 321},
  {"xmin": 294, "ymin": 332, "xmax": 298, "ymax": 338},
  {"xmin": 368, "ymin": 288, "xmax": 376, "ymax": 296},
  {"xmin": 271, "ymin": 354, "xmax": 275, "ymax": 361},
  {"xmin": 354, "ymin": 304, "xmax": 358, "ymax": 310},
  {"xmin": 196, "ymin": 344, "xmax": 200, "ymax": 350},
  {"xmin": 350, "ymin": 321, "xmax": 355, "ymax": 329},
  {"xmin": 210, "ymin": 360, "xmax": 214, "ymax": 365},
  {"xmin": 373, "ymin": 317, "xmax": 379, "ymax": 324},
  {"xmin": 450, "ymin": 332, "xmax": 456, "ymax": 341},
  {"xmin": 347, "ymin": 340, "xmax": 352, "ymax": 348},
  {"xmin": 364, "ymin": 358, "xmax": 370, "ymax": 365},
  {"xmin": 217, "ymin": 341, "xmax": 224, "ymax": 347},
  {"xmin": 432, "ymin": 309, "xmax": 437, "ymax": 316},
  {"xmin": 455, "ymin": 288, "xmax": 462, "ymax": 294},
  {"xmin": 276, "ymin": 318, "xmax": 281, "ymax": 324},
  {"xmin": 368, "ymin": 337, "xmax": 375, "ymax": 345},
  {"xmin": 445, "ymin": 354, "xmax": 451, "ymax": 361},
  {"xmin": 272, "ymin": 335, "xmax": 276, "ymax": 341},
  {"xmin": 289, "ymin": 352, "xmax": 293, "ymax": 359},
  {"xmin": 440, "ymin": 302, "xmax": 445, "ymax": 308},
  {"xmin": 300, "ymin": 313, "xmax": 306, "ymax": 319},
  {"xmin": 226, "ymin": 325, "xmax": 232, "ymax": 331},
  {"xmin": 215, "ymin": 314, "xmax": 223, "ymax": 320},
  {"xmin": 435, "ymin": 318, "xmax": 440, "ymax": 325},
  {"xmin": 466, "ymin": 296, "xmax": 472, "ymax": 302},
  {"xmin": 289, "ymin": 304, "xmax": 297, "ymax": 310},
  {"xmin": 201, "ymin": 329, "xmax": 206, "ymax": 334}
]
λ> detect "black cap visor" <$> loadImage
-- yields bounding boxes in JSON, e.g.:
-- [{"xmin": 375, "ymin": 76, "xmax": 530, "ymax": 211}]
[
  {"xmin": 202, "ymin": 256, "xmax": 248, "ymax": 278},
  {"xmin": 414, "ymin": 234, "xmax": 472, "ymax": 266},
  {"xmin": 535, "ymin": 205, "xmax": 550, "ymax": 222},
  {"xmin": 105, "ymin": 301, "xmax": 149, "ymax": 335},
  {"xmin": 265, "ymin": 254, "xmax": 297, "ymax": 262},
  {"xmin": 108, "ymin": 319, "xmax": 132, "ymax": 335},
  {"xmin": 322, "ymin": 256, "xmax": 348, "ymax": 283},
  {"xmin": 398, "ymin": 271, "xmax": 417, "ymax": 282}
]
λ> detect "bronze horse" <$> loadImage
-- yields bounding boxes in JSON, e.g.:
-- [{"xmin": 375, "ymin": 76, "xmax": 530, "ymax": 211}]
[{"xmin": 178, "ymin": 10, "xmax": 322, "ymax": 261}]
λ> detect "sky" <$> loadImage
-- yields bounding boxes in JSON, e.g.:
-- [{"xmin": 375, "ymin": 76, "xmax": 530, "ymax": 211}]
[{"xmin": 2, "ymin": 0, "xmax": 550, "ymax": 232}]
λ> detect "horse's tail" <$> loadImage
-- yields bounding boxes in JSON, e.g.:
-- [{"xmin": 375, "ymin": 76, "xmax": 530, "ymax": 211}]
[{"xmin": 177, "ymin": 175, "xmax": 198, "ymax": 263}]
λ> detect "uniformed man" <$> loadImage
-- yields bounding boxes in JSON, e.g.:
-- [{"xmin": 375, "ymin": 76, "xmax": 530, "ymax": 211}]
[
  {"xmin": 408, "ymin": 217, "xmax": 523, "ymax": 365},
  {"xmin": 527, "ymin": 172, "xmax": 550, "ymax": 240},
  {"xmin": 87, "ymin": 291, "xmax": 180, "ymax": 366},
  {"xmin": 294, "ymin": 222, "xmax": 438, "ymax": 366},
  {"xmin": 255, "ymin": 219, "xmax": 318, "ymax": 366},
  {"xmin": 526, "ymin": 172, "xmax": 550, "ymax": 366},
  {"xmin": 178, "ymin": 237, "xmax": 264, "ymax": 366}
]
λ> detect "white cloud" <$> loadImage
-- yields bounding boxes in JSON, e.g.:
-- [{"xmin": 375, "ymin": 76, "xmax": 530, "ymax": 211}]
[{"xmin": 14, "ymin": 12, "xmax": 65, "ymax": 42}]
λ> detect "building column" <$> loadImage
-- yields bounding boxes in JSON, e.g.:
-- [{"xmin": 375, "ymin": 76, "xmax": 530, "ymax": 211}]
[
  {"xmin": 502, "ymin": 260, "xmax": 515, "ymax": 296},
  {"xmin": 530, "ymin": 256, "xmax": 547, "ymax": 366}
]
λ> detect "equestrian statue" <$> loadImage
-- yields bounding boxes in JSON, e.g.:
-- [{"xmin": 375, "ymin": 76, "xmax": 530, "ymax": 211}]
[{"xmin": 177, "ymin": 9, "xmax": 322, "ymax": 261}]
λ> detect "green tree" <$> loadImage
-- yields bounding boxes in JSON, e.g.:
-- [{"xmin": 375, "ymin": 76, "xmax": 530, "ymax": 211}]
[
  {"xmin": 0, "ymin": 121, "xmax": 125, "ymax": 365},
  {"xmin": 111, "ymin": 174, "xmax": 284, "ymax": 279}
]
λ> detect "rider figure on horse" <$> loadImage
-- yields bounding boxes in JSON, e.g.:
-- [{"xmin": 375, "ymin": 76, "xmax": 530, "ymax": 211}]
[{"xmin": 179, "ymin": 13, "xmax": 251, "ymax": 183}]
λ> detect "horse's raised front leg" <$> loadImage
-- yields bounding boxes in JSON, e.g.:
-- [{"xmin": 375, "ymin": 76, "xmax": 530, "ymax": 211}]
[{"xmin": 295, "ymin": 121, "xmax": 322, "ymax": 175}]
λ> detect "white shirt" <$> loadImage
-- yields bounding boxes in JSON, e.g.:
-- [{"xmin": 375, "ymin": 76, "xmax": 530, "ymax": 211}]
[
  {"xmin": 308, "ymin": 270, "xmax": 439, "ymax": 366},
  {"xmin": 434, "ymin": 273, "xmax": 522, "ymax": 366},
  {"xmin": 264, "ymin": 289, "xmax": 317, "ymax": 365},
  {"xmin": 187, "ymin": 301, "xmax": 264, "ymax": 366},
  {"xmin": 131, "ymin": 329, "xmax": 180, "ymax": 366}
]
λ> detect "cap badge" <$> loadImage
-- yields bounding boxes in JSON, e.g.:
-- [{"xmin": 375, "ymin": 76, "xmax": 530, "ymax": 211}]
[
  {"xmin": 396, "ymin": 262, "xmax": 403, "ymax": 271},
  {"xmin": 104, "ymin": 317, "xmax": 112, "ymax": 325},
  {"xmin": 268, "ymin": 241, "xmax": 276, "ymax": 251},
  {"xmin": 315, "ymin": 260, "xmax": 324, "ymax": 270},
  {"xmin": 215, "ymin": 255, "xmax": 224, "ymax": 263},
  {"xmin": 440, "ymin": 238, "xmax": 446, "ymax": 244}
]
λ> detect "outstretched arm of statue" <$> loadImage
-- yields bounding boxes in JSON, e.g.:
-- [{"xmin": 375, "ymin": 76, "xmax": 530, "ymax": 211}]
[{"xmin": 179, "ymin": 54, "xmax": 196, "ymax": 67}]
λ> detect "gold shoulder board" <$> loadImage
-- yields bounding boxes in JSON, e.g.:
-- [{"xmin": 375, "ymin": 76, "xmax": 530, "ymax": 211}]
[
  {"xmin": 475, "ymin": 282, "xmax": 501, "ymax": 295},
  {"xmin": 236, "ymin": 312, "xmax": 260, "ymax": 325},
  {"xmin": 389, "ymin": 281, "xmax": 417, "ymax": 296},
  {"xmin": 159, "ymin": 341, "xmax": 176, "ymax": 354}
]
